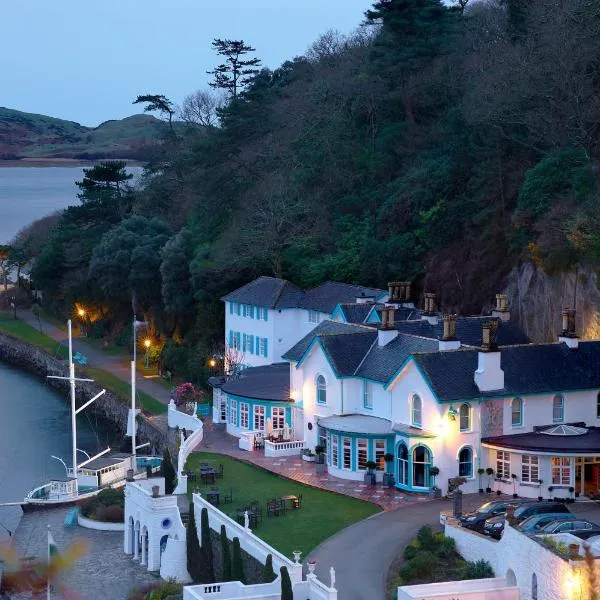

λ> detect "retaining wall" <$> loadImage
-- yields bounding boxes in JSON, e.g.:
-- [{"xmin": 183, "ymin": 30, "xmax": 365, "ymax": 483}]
[{"xmin": 77, "ymin": 513, "xmax": 124, "ymax": 531}]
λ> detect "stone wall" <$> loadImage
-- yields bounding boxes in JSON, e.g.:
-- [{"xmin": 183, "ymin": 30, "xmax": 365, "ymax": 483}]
[
  {"xmin": 209, "ymin": 529, "xmax": 265, "ymax": 585},
  {"xmin": 0, "ymin": 332, "xmax": 167, "ymax": 452}
]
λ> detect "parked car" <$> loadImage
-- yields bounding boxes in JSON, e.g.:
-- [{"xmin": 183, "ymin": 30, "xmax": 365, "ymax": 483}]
[
  {"xmin": 517, "ymin": 513, "xmax": 577, "ymax": 533},
  {"xmin": 459, "ymin": 500, "xmax": 528, "ymax": 533},
  {"xmin": 539, "ymin": 519, "xmax": 600, "ymax": 538},
  {"xmin": 484, "ymin": 503, "xmax": 571, "ymax": 539}
]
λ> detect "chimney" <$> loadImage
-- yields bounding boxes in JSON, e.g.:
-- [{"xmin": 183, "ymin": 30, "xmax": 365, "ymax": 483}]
[
  {"xmin": 378, "ymin": 306, "xmax": 398, "ymax": 346},
  {"xmin": 387, "ymin": 281, "xmax": 404, "ymax": 305},
  {"xmin": 559, "ymin": 308, "xmax": 579, "ymax": 349},
  {"xmin": 356, "ymin": 292, "xmax": 375, "ymax": 304},
  {"xmin": 491, "ymin": 294, "xmax": 510, "ymax": 321},
  {"xmin": 152, "ymin": 485, "xmax": 160, "ymax": 498},
  {"xmin": 422, "ymin": 293, "xmax": 438, "ymax": 325},
  {"xmin": 474, "ymin": 321, "xmax": 504, "ymax": 391},
  {"xmin": 439, "ymin": 314, "xmax": 460, "ymax": 351}
]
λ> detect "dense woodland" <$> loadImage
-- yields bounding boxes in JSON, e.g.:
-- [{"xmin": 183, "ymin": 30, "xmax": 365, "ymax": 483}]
[{"xmin": 10, "ymin": 0, "xmax": 600, "ymax": 381}]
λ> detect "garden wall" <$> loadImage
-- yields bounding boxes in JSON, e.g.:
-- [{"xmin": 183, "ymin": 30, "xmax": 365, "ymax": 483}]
[
  {"xmin": 168, "ymin": 399, "xmax": 203, "ymax": 431},
  {"xmin": 78, "ymin": 513, "xmax": 124, "ymax": 531}
]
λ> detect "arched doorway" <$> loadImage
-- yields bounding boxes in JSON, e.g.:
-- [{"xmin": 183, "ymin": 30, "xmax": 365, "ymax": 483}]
[
  {"xmin": 397, "ymin": 443, "xmax": 409, "ymax": 486},
  {"xmin": 506, "ymin": 569, "xmax": 517, "ymax": 586},
  {"xmin": 412, "ymin": 445, "xmax": 431, "ymax": 488},
  {"xmin": 128, "ymin": 517, "xmax": 135, "ymax": 555}
]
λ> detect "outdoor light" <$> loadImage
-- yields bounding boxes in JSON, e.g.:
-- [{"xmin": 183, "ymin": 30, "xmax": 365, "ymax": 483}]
[
  {"xmin": 143, "ymin": 339, "xmax": 151, "ymax": 368},
  {"xmin": 447, "ymin": 406, "xmax": 458, "ymax": 421},
  {"xmin": 144, "ymin": 339, "xmax": 151, "ymax": 349},
  {"xmin": 77, "ymin": 308, "xmax": 85, "ymax": 318},
  {"xmin": 209, "ymin": 358, "xmax": 216, "ymax": 368}
]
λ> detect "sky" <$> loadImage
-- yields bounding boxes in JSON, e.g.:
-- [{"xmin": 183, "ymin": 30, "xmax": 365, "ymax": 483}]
[{"xmin": 1, "ymin": 1, "xmax": 372, "ymax": 126}]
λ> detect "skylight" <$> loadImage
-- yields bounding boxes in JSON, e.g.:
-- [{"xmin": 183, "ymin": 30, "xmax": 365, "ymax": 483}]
[{"xmin": 541, "ymin": 425, "xmax": 587, "ymax": 436}]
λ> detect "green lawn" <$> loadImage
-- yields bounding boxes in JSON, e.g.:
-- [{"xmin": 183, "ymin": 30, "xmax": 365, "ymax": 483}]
[
  {"xmin": 83, "ymin": 366, "xmax": 167, "ymax": 415},
  {"xmin": 0, "ymin": 313, "xmax": 68, "ymax": 359},
  {"xmin": 185, "ymin": 452, "xmax": 379, "ymax": 559}
]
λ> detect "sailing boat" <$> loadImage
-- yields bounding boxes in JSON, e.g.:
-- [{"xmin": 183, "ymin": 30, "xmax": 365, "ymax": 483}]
[{"xmin": 22, "ymin": 320, "xmax": 140, "ymax": 508}]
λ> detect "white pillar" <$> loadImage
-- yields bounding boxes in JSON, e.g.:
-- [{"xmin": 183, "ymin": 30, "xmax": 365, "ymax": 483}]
[
  {"xmin": 134, "ymin": 523, "xmax": 140, "ymax": 560},
  {"xmin": 141, "ymin": 530, "xmax": 147, "ymax": 566},
  {"xmin": 580, "ymin": 459, "xmax": 585, "ymax": 497}
]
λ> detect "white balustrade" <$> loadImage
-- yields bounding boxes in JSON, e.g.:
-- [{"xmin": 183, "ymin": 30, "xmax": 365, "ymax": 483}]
[{"xmin": 263, "ymin": 439, "xmax": 305, "ymax": 458}]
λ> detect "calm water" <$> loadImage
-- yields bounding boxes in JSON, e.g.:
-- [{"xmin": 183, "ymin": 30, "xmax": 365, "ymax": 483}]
[
  {"xmin": 0, "ymin": 361, "xmax": 118, "ymax": 539},
  {"xmin": 0, "ymin": 166, "xmax": 142, "ymax": 244}
]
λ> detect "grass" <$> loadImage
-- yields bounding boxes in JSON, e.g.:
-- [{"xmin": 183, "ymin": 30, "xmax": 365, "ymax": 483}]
[
  {"xmin": 83, "ymin": 366, "xmax": 167, "ymax": 415},
  {"xmin": 0, "ymin": 313, "xmax": 68, "ymax": 359},
  {"xmin": 185, "ymin": 452, "xmax": 379, "ymax": 559},
  {"xmin": 82, "ymin": 336, "xmax": 128, "ymax": 356}
]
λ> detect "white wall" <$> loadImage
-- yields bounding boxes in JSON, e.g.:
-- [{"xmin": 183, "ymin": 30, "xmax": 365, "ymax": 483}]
[
  {"xmin": 398, "ymin": 578, "xmax": 518, "ymax": 600},
  {"xmin": 168, "ymin": 400, "xmax": 203, "ymax": 431}
]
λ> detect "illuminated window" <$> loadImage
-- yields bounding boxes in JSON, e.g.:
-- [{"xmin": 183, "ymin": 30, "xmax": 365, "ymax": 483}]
[
  {"xmin": 512, "ymin": 397, "xmax": 523, "ymax": 426},
  {"xmin": 357, "ymin": 439, "xmax": 368, "ymax": 470},
  {"xmin": 551, "ymin": 456, "xmax": 570, "ymax": 485},
  {"xmin": 316, "ymin": 375, "xmax": 327, "ymax": 404},
  {"xmin": 521, "ymin": 455, "xmax": 539, "ymax": 483},
  {"xmin": 459, "ymin": 403, "xmax": 471, "ymax": 432},
  {"xmin": 496, "ymin": 450, "xmax": 510, "ymax": 479}
]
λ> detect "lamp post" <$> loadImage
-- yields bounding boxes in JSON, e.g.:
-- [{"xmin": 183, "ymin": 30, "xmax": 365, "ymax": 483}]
[{"xmin": 144, "ymin": 338, "xmax": 151, "ymax": 369}]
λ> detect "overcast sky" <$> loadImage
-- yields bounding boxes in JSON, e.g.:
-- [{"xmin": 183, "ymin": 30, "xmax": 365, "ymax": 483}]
[{"xmin": 1, "ymin": 1, "xmax": 372, "ymax": 126}]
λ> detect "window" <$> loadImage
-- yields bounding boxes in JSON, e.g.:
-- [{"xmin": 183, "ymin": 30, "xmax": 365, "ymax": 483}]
[
  {"xmin": 553, "ymin": 394, "xmax": 564, "ymax": 423},
  {"xmin": 272, "ymin": 407, "xmax": 285, "ymax": 430},
  {"xmin": 511, "ymin": 397, "xmax": 523, "ymax": 426},
  {"xmin": 234, "ymin": 331, "xmax": 241, "ymax": 350},
  {"xmin": 229, "ymin": 400, "xmax": 237, "ymax": 426},
  {"xmin": 412, "ymin": 446, "xmax": 431, "ymax": 487},
  {"xmin": 363, "ymin": 381, "xmax": 373, "ymax": 410},
  {"xmin": 220, "ymin": 397, "xmax": 226, "ymax": 422},
  {"xmin": 242, "ymin": 304, "xmax": 254, "ymax": 318},
  {"xmin": 240, "ymin": 403, "xmax": 249, "ymax": 429},
  {"xmin": 262, "ymin": 307, "xmax": 268, "ymax": 321},
  {"xmin": 254, "ymin": 405, "xmax": 265, "ymax": 431},
  {"xmin": 357, "ymin": 439, "xmax": 368, "ymax": 470},
  {"xmin": 458, "ymin": 447, "xmax": 473, "ymax": 477},
  {"xmin": 229, "ymin": 302, "xmax": 234, "ymax": 314},
  {"xmin": 397, "ymin": 444, "xmax": 408, "ymax": 486},
  {"xmin": 496, "ymin": 450, "xmax": 510, "ymax": 479},
  {"xmin": 551, "ymin": 456, "xmax": 571, "ymax": 485},
  {"xmin": 375, "ymin": 440, "xmax": 386, "ymax": 470},
  {"xmin": 243, "ymin": 334, "xmax": 254, "ymax": 354},
  {"xmin": 331, "ymin": 435, "xmax": 338, "ymax": 467},
  {"xmin": 342, "ymin": 437, "xmax": 352, "ymax": 470},
  {"xmin": 308, "ymin": 310, "xmax": 320, "ymax": 324},
  {"xmin": 459, "ymin": 403, "xmax": 471, "ymax": 432},
  {"xmin": 411, "ymin": 394, "xmax": 422, "ymax": 428},
  {"xmin": 256, "ymin": 337, "xmax": 268, "ymax": 358},
  {"xmin": 318, "ymin": 426, "xmax": 327, "ymax": 453},
  {"xmin": 521, "ymin": 455, "xmax": 539, "ymax": 483},
  {"xmin": 316, "ymin": 375, "xmax": 327, "ymax": 404},
  {"xmin": 236, "ymin": 303, "xmax": 241, "ymax": 316}
]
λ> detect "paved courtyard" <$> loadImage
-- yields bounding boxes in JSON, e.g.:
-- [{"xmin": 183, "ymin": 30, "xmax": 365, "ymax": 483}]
[
  {"xmin": 195, "ymin": 419, "xmax": 433, "ymax": 511},
  {"xmin": 7, "ymin": 507, "xmax": 157, "ymax": 600}
]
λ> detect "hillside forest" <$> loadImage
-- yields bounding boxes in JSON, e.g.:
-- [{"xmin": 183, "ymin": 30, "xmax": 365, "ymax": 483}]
[{"xmin": 9, "ymin": 0, "xmax": 600, "ymax": 383}]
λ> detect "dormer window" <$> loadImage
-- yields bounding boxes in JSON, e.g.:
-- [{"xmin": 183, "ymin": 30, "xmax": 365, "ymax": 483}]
[
  {"xmin": 411, "ymin": 393, "xmax": 422, "ymax": 428},
  {"xmin": 459, "ymin": 403, "xmax": 471, "ymax": 432},
  {"xmin": 552, "ymin": 394, "xmax": 565, "ymax": 423},
  {"xmin": 316, "ymin": 375, "xmax": 327, "ymax": 404},
  {"xmin": 309, "ymin": 310, "xmax": 320, "ymax": 324},
  {"xmin": 511, "ymin": 397, "xmax": 523, "ymax": 426}
]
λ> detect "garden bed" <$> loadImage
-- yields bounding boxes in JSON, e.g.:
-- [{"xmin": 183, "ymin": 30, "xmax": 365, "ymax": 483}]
[{"xmin": 79, "ymin": 488, "xmax": 125, "ymax": 527}]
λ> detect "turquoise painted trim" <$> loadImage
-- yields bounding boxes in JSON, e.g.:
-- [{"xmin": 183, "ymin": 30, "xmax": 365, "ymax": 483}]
[
  {"xmin": 321, "ymin": 428, "xmax": 394, "ymax": 440},
  {"xmin": 294, "ymin": 336, "xmax": 346, "ymax": 378},
  {"xmin": 393, "ymin": 439, "xmax": 434, "ymax": 493},
  {"xmin": 351, "ymin": 438, "xmax": 357, "ymax": 471},
  {"xmin": 330, "ymin": 305, "xmax": 347, "ymax": 323},
  {"xmin": 365, "ymin": 309, "xmax": 380, "ymax": 324},
  {"xmin": 225, "ymin": 393, "xmax": 293, "ymax": 407}
]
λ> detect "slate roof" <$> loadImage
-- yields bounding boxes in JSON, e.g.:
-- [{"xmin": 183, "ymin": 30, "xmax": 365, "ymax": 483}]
[
  {"xmin": 222, "ymin": 277, "xmax": 384, "ymax": 314},
  {"xmin": 219, "ymin": 362, "xmax": 291, "ymax": 401},
  {"xmin": 372, "ymin": 305, "xmax": 423, "ymax": 322},
  {"xmin": 317, "ymin": 414, "xmax": 393, "ymax": 435},
  {"xmin": 413, "ymin": 341, "xmax": 600, "ymax": 402},
  {"xmin": 482, "ymin": 425, "xmax": 600, "ymax": 453},
  {"xmin": 82, "ymin": 454, "xmax": 131, "ymax": 471},
  {"xmin": 336, "ymin": 303, "xmax": 375, "ymax": 324},
  {"xmin": 319, "ymin": 331, "xmax": 378, "ymax": 376}
]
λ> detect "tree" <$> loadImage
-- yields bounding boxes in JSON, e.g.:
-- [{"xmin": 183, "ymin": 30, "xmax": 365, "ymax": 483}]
[
  {"xmin": 280, "ymin": 566, "xmax": 293, "ymax": 600},
  {"xmin": 179, "ymin": 90, "xmax": 224, "ymax": 127},
  {"xmin": 207, "ymin": 39, "xmax": 261, "ymax": 99},
  {"xmin": 187, "ymin": 502, "xmax": 203, "ymax": 582},
  {"xmin": 160, "ymin": 447, "xmax": 177, "ymax": 494},
  {"xmin": 231, "ymin": 537, "xmax": 245, "ymax": 583},
  {"xmin": 220, "ymin": 525, "xmax": 231, "ymax": 581},
  {"xmin": 0, "ymin": 245, "xmax": 11, "ymax": 291},
  {"xmin": 200, "ymin": 507, "xmax": 215, "ymax": 582},
  {"xmin": 133, "ymin": 94, "xmax": 176, "ymax": 135},
  {"xmin": 262, "ymin": 554, "xmax": 276, "ymax": 583}
]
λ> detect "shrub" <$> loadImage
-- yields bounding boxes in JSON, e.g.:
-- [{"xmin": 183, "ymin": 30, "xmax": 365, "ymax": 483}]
[
  {"xmin": 80, "ymin": 488, "xmax": 125, "ymax": 519},
  {"xmin": 148, "ymin": 580, "xmax": 183, "ymax": 600},
  {"xmin": 437, "ymin": 536, "xmax": 456, "ymax": 558},
  {"xmin": 262, "ymin": 554, "xmax": 276, "ymax": 583},
  {"xmin": 160, "ymin": 447, "xmax": 177, "ymax": 494},
  {"xmin": 200, "ymin": 507, "xmax": 215, "ymax": 582},
  {"xmin": 231, "ymin": 537, "xmax": 245, "ymax": 583},
  {"xmin": 403, "ymin": 539, "xmax": 421, "ymax": 560},
  {"xmin": 416, "ymin": 526, "xmax": 436, "ymax": 551},
  {"xmin": 220, "ymin": 525, "xmax": 231, "ymax": 581},
  {"xmin": 186, "ymin": 503, "xmax": 203, "ymax": 583},
  {"xmin": 461, "ymin": 560, "xmax": 494, "ymax": 580},
  {"xmin": 280, "ymin": 566, "xmax": 293, "ymax": 600},
  {"xmin": 399, "ymin": 551, "xmax": 439, "ymax": 582},
  {"xmin": 95, "ymin": 505, "xmax": 125, "ymax": 522}
]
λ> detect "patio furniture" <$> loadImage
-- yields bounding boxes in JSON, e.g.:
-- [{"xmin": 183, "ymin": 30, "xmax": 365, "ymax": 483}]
[
  {"xmin": 201, "ymin": 469, "xmax": 217, "ymax": 485},
  {"xmin": 216, "ymin": 464, "xmax": 224, "ymax": 479},
  {"xmin": 280, "ymin": 495, "xmax": 297, "ymax": 510},
  {"xmin": 293, "ymin": 493, "xmax": 303, "ymax": 509},
  {"xmin": 266, "ymin": 498, "xmax": 281, "ymax": 517},
  {"xmin": 222, "ymin": 488, "xmax": 233, "ymax": 504},
  {"xmin": 237, "ymin": 509, "xmax": 258, "ymax": 529},
  {"xmin": 207, "ymin": 488, "xmax": 220, "ymax": 506}
]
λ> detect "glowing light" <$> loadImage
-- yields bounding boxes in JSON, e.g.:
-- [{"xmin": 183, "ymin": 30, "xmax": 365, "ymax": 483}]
[
  {"xmin": 436, "ymin": 415, "xmax": 451, "ymax": 437},
  {"xmin": 290, "ymin": 389, "xmax": 298, "ymax": 401},
  {"xmin": 209, "ymin": 359, "xmax": 216, "ymax": 368},
  {"xmin": 564, "ymin": 571, "xmax": 581, "ymax": 599},
  {"xmin": 77, "ymin": 308, "xmax": 85, "ymax": 318},
  {"xmin": 144, "ymin": 339, "xmax": 151, "ymax": 349}
]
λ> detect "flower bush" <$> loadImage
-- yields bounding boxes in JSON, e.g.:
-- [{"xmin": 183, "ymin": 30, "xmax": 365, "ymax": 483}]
[{"xmin": 173, "ymin": 382, "xmax": 198, "ymax": 407}]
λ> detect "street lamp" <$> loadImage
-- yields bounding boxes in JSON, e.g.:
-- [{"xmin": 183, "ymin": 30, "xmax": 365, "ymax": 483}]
[
  {"xmin": 209, "ymin": 358, "xmax": 216, "ymax": 368},
  {"xmin": 144, "ymin": 338, "xmax": 151, "ymax": 368}
]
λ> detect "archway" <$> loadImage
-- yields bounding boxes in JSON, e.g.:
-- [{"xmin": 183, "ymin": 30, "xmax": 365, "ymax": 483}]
[
  {"xmin": 128, "ymin": 517, "xmax": 135, "ymax": 555},
  {"xmin": 412, "ymin": 445, "xmax": 431, "ymax": 488},
  {"xmin": 397, "ymin": 443, "xmax": 409, "ymax": 486},
  {"xmin": 506, "ymin": 569, "xmax": 517, "ymax": 587}
]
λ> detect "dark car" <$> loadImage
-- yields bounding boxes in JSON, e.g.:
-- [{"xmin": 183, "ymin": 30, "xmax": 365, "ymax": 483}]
[
  {"xmin": 484, "ymin": 502, "xmax": 571, "ymax": 539},
  {"xmin": 518, "ymin": 513, "xmax": 577, "ymax": 533},
  {"xmin": 539, "ymin": 519, "xmax": 600, "ymax": 539},
  {"xmin": 458, "ymin": 500, "xmax": 526, "ymax": 533}
]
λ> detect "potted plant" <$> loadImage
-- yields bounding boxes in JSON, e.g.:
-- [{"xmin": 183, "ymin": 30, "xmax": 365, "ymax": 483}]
[
  {"xmin": 537, "ymin": 479, "xmax": 543, "ymax": 501},
  {"xmin": 511, "ymin": 473, "xmax": 518, "ymax": 498},
  {"xmin": 477, "ymin": 468, "xmax": 485, "ymax": 493},
  {"xmin": 364, "ymin": 461, "xmax": 377, "ymax": 485},
  {"xmin": 383, "ymin": 453, "xmax": 395, "ymax": 487},
  {"xmin": 314, "ymin": 445, "xmax": 326, "ymax": 464},
  {"xmin": 429, "ymin": 466, "xmax": 441, "ymax": 498},
  {"xmin": 485, "ymin": 468, "xmax": 494, "ymax": 493},
  {"xmin": 301, "ymin": 449, "xmax": 315, "ymax": 463},
  {"xmin": 568, "ymin": 486, "xmax": 575, "ymax": 503},
  {"xmin": 548, "ymin": 485, "xmax": 554, "ymax": 501}
]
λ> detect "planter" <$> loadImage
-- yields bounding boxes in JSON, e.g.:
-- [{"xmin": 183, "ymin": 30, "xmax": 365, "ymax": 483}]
[
  {"xmin": 486, "ymin": 487, "xmax": 492, "ymax": 493},
  {"xmin": 478, "ymin": 488, "xmax": 484, "ymax": 494},
  {"xmin": 512, "ymin": 493, "xmax": 518, "ymax": 498},
  {"xmin": 315, "ymin": 454, "xmax": 325, "ymax": 464},
  {"xmin": 301, "ymin": 454, "xmax": 315, "ymax": 463},
  {"xmin": 364, "ymin": 472, "xmax": 376, "ymax": 485},
  {"xmin": 429, "ymin": 487, "xmax": 442, "ymax": 499},
  {"xmin": 315, "ymin": 462, "xmax": 327, "ymax": 474},
  {"xmin": 538, "ymin": 496, "xmax": 543, "ymax": 501},
  {"xmin": 383, "ymin": 473, "xmax": 395, "ymax": 488}
]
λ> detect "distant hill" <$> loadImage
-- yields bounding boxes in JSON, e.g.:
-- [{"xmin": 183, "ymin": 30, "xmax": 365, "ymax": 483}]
[{"xmin": 0, "ymin": 107, "xmax": 170, "ymax": 161}]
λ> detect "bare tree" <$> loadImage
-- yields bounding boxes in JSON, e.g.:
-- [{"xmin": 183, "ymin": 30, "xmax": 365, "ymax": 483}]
[
  {"xmin": 224, "ymin": 343, "xmax": 246, "ymax": 376},
  {"xmin": 178, "ymin": 89, "xmax": 224, "ymax": 127}
]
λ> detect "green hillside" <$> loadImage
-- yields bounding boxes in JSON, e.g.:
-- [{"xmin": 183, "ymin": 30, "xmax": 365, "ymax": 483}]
[{"xmin": 0, "ymin": 107, "xmax": 168, "ymax": 160}]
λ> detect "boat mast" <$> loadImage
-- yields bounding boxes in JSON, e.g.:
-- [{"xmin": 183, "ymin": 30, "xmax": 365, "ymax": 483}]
[
  {"xmin": 68, "ymin": 320, "xmax": 77, "ymax": 484},
  {"xmin": 132, "ymin": 315, "xmax": 137, "ymax": 461}
]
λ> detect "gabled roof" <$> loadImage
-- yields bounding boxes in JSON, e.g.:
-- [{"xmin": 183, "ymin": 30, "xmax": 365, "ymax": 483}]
[
  {"xmin": 319, "ymin": 331, "xmax": 378, "ymax": 377},
  {"xmin": 369, "ymin": 305, "xmax": 422, "ymax": 323},
  {"xmin": 221, "ymin": 276, "xmax": 303, "ymax": 309},
  {"xmin": 220, "ymin": 362, "xmax": 291, "ymax": 402},
  {"xmin": 334, "ymin": 302, "xmax": 375, "ymax": 324},
  {"xmin": 413, "ymin": 341, "xmax": 600, "ymax": 402},
  {"xmin": 301, "ymin": 282, "xmax": 385, "ymax": 314}
]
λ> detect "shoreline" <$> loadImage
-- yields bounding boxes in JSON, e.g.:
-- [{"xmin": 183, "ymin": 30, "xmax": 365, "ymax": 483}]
[{"xmin": 0, "ymin": 158, "xmax": 145, "ymax": 168}]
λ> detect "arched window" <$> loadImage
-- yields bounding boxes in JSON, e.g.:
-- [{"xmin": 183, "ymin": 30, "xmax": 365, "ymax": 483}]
[
  {"xmin": 458, "ymin": 447, "xmax": 473, "ymax": 478},
  {"xmin": 511, "ymin": 397, "xmax": 523, "ymax": 426},
  {"xmin": 411, "ymin": 394, "xmax": 422, "ymax": 428},
  {"xmin": 397, "ymin": 443, "xmax": 409, "ymax": 486},
  {"xmin": 531, "ymin": 573, "xmax": 538, "ymax": 600},
  {"xmin": 412, "ymin": 445, "xmax": 431, "ymax": 487},
  {"xmin": 459, "ymin": 403, "xmax": 471, "ymax": 432},
  {"xmin": 552, "ymin": 394, "xmax": 564, "ymax": 423},
  {"xmin": 316, "ymin": 375, "xmax": 327, "ymax": 404}
]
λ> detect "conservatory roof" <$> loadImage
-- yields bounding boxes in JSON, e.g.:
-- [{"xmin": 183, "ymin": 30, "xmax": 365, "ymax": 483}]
[{"xmin": 317, "ymin": 414, "xmax": 393, "ymax": 435}]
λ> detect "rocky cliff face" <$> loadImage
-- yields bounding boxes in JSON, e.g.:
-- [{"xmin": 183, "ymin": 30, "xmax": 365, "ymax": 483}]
[{"xmin": 505, "ymin": 262, "xmax": 600, "ymax": 343}]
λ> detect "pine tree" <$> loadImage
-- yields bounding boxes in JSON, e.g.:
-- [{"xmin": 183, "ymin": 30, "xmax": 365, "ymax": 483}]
[
  {"xmin": 261, "ymin": 554, "xmax": 276, "ymax": 583},
  {"xmin": 160, "ymin": 447, "xmax": 177, "ymax": 494},
  {"xmin": 186, "ymin": 503, "xmax": 203, "ymax": 583},
  {"xmin": 220, "ymin": 525, "xmax": 232, "ymax": 581},
  {"xmin": 280, "ymin": 566, "xmax": 293, "ymax": 600},
  {"xmin": 200, "ymin": 507, "xmax": 215, "ymax": 582},
  {"xmin": 207, "ymin": 39, "xmax": 261, "ymax": 99},
  {"xmin": 231, "ymin": 537, "xmax": 245, "ymax": 583}
]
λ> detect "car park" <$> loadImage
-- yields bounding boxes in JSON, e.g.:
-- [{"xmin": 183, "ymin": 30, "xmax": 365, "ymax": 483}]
[
  {"xmin": 458, "ymin": 500, "xmax": 528, "ymax": 533},
  {"xmin": 539, "ymin": 519, "xmax": 600, "ymax": 538},
  {"xmin": 517, "ymin": 513, "xmax": 577, "ymax": 533},
  {"xmin": 483, "ymin": 502, "xmax": 571, "ymax": 539}
]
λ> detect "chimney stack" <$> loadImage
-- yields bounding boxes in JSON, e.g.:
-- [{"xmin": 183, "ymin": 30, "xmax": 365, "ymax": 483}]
[
  {"xmin": 439, "ymin": 314, "xmax": 461, "ymax": 351},
  {"xmin": 491, "ymin": 294, "xmax": 510, "ymax": 322},
  {"xmin": 378, "ymin": 306, "xmax": 399, "ymax": 346},
  {"xmin": 559, "ymin": 308, "xmax": 579, "ymax": 349},
  {"xmin": 474, "ymin": 321, "xmax": 504, "ymax": 391},
  {"xmin": 421, "ymin": 293, "xmax": 438, "ymax": 325},
  {"xmin": 387, "ymin": 281, "xmax": 413, "ymax": 307}
]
